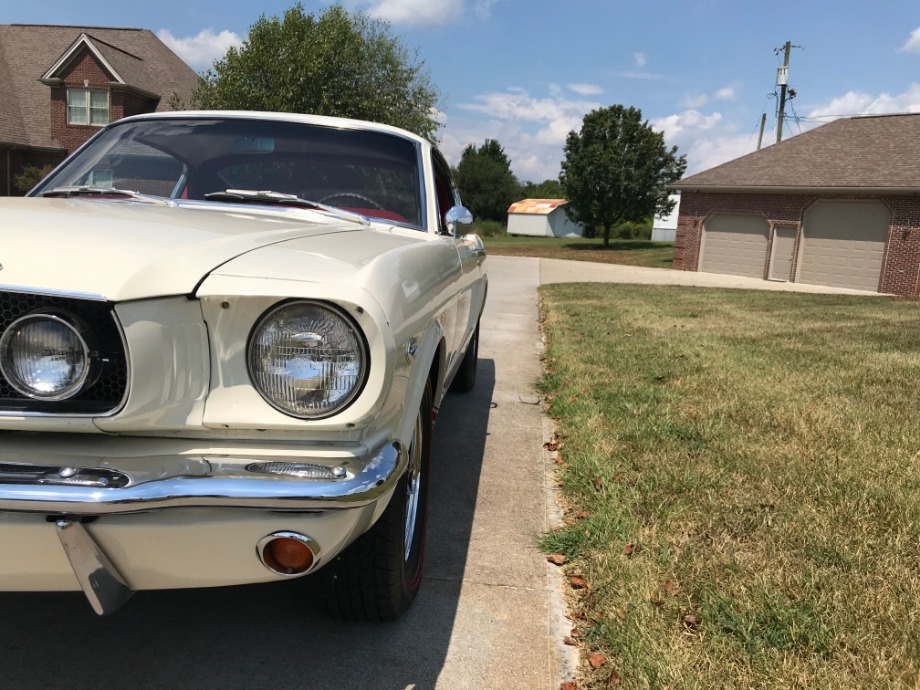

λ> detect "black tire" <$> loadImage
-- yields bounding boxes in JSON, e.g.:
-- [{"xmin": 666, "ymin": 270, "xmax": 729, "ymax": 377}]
[
  {"xmin": 450, "ymin": 322, "xmax": 479, "ymax": 393},
  {"xmin": 315, "ymin": 381, "xmax": 433, "ymax": 621}
]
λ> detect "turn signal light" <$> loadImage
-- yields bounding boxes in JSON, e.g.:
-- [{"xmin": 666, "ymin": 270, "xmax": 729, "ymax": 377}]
[{"xmin": 257, "ymin": 532, "xmax": 319, "ymax": 576}]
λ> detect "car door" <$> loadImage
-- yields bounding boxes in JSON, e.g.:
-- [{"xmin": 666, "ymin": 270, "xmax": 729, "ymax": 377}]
[{"xmin": 431, "ymin": 151, "xmax": 483, "ymax": 361}]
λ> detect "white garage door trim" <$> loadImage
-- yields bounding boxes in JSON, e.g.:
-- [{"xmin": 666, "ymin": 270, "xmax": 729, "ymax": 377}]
[
  {"xmin": 798, "ymin": 200, "xmax": 890, "ymax": 292},
  {"xmin": 699, "ymin": 213, "xmax": 769, "ymax": 279}
]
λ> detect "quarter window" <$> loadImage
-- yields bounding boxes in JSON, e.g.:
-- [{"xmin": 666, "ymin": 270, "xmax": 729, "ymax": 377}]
[{"xmin": 67, "ymin": 88, "xmax": 109, "ymax": 126}]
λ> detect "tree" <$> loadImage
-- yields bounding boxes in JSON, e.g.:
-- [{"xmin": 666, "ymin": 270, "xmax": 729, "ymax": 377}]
[
  {"xmin": 192, "ymin": 4, "xmax": 441, "ymax": 141},
  {"xmin": 520, "ymin": 178, "xmax": 564, "ymax": 199},
  {"xmin": 561, "ymin": 105, "xmax": 686, "ymax": 247},
  {"xmin": 13, "ymin": 163, "xmax": 54, "ymax": 194},
  {"xmin": 453, "ymin": 139, "xmax": 519, "ymax": 222}
]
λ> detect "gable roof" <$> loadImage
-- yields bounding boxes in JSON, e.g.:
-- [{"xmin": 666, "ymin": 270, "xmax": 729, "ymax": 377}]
[
  {"xmin": 672, "ymin": 113, "xmax": 920, "ymax": 193},
  {"xmin": 0, "ymin": 24, "xmax": 199, "ymax": 150},
  {"xmin": 508, "ymin": 199, "xmax": 569, "ymax": 215}
]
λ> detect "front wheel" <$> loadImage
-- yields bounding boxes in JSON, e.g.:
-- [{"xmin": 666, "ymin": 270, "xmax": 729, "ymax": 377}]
[{"xmin": 315, "ymin": 381, "xmax": 433, "ymax": 621}]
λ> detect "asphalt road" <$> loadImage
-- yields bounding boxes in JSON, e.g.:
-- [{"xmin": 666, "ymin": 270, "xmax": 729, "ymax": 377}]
[{"xmin": 0, "ymin": 256, "xmax": 566, "ymax": 690}]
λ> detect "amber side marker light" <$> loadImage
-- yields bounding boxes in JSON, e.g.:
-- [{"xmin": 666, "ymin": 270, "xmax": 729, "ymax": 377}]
[{"xmin": 257, "ymin": 532, "xmax": 320, "ymax": 576}]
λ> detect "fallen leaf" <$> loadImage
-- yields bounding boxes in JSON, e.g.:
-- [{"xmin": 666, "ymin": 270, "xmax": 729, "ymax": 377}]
[
  {"xmin": 623, "ymin": 543, "xmax": 636, "ymax": 556},
  {"xmin": 593, "ymin": 477, "xmax": 603, "ymax": 490},
  {"xmin": 546, "ymin": 554, "xmax": 567, "ymax": 566},
  {"xmin": 682, "ymin": 613, "xmax": 699, "ymax": 630},
  {"xmin": 588, "ymin": 652, "xmax": 606, "ymax": 669},
  {"xmin": 555, "ymin": 456, "xmax": 565, "ymax": 464},
  {"xmin": 568, "ymin": 396, "xmax": 578, "ymax": 402},
  {"xmin": 560, "ymin": 682, "xmax": 577, "ymax": 690},
  {"xmin": 612, "ymin": 607, "xmax": 626, "ymax": 620},
  {"xmin": 569, "ymin": 627, "xmax": 579, "ymax": 638},
  {"xmin": 563, "ymin": 517, "xmax": 576, "ymax": 525},
  {"xmin": 663, "ymin": 581, "xmax": 678, "ymax": 594},
  {"xmin": 608, "ymin": 670, "xmax": 621, "ymax": 686},
  {"xmin": 576, "ymin": 511, "xmax": 591, "ymax": 519},
  {"xmin": 563, "ymin": 636, "xmax": 578, "ymax": 646},
  {"xmin": 543, "ymin": 441, "xmax": 560, "ymax": 451},
  {"xmin": 570, "ymin": 575, "xmax": 590, "ymax": 591},
  {"xmin": 553, "ymin": 526, "xmax": 564, "ymax": 532}
]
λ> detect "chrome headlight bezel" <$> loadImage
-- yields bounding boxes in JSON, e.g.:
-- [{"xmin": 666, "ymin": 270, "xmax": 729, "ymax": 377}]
[
  {"xmin": 246, "ymin": 300, "xmax": 370, "ymax": 420},
  {"xmin": 0, "ymin": 311, "xmax": 96, "ymax": 401}
]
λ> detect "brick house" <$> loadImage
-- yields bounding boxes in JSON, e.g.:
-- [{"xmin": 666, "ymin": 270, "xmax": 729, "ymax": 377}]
[
  {"xmin": 0, "ymin": 24, "xmax": 198, "ymax": 196},
  {"xmin": 671, "ymin": 113, "xmax": 920, "ymax": 296}
]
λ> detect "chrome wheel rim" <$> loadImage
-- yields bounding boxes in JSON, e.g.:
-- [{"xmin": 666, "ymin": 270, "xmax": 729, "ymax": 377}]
[{"xmin": 404, "ymin": 410, "xmax": 424, "ymax": 562}]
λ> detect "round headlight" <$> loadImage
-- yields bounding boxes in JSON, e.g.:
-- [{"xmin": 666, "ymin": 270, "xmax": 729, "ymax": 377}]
[
  {"xmin": 0, "ymin": 313, "xmax": 92, "ymax": 400},
  {"xmin": 248, "ymin": 301, "xmax": 368, "ymax": 419}
]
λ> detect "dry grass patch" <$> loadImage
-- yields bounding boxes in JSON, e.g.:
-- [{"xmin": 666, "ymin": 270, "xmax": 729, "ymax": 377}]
[{"xmin": 539, "ymin": 284, "xmax": 920, "ymax": 689}]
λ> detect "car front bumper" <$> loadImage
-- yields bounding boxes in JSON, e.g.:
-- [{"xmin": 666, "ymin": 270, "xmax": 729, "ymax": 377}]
[{"xmin": 0, "ymin": 433, "xmax": 406, "ymax": 614}]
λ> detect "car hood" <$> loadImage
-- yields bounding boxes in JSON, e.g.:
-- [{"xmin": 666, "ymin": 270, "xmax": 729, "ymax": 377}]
[{"xmin": 0, "ymin": 198, "xmax": 363, "ymax": 301}]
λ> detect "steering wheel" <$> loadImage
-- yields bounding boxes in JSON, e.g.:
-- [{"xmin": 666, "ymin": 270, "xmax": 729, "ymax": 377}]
[{"xmin": 317, "ymin": 192, "xmax": 385, "ymax": 210}]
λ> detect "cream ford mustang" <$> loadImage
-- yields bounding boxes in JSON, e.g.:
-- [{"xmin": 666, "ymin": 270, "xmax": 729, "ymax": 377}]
[{"xmin": 0, "ymin": 111, "xmax": 486, "ymax": 619}]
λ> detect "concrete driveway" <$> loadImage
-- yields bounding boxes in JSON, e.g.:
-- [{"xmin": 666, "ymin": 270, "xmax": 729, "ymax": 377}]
[{"xmin": 0, "ymin": 256, "xmax": 874, "ymax": 690}]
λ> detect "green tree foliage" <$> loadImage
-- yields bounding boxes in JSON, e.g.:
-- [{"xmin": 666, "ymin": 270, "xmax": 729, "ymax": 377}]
[
  {"xmin": 520, "ymin": 178, "xmax": 564, "ymax": 199},
  {"xmin": 453, "ymin": 139, "xmax": 519, "ymax": 222},
  {"xmin": 561, "ymin": 105, "xmax": 686, "ymax": 247},
  {"xmin": 192, "ymin": 4, "xmax": 441, "ymax": 141},
  {"xmin": 13, "ymin": 163, "xmax": 54, "ymax": 194}
]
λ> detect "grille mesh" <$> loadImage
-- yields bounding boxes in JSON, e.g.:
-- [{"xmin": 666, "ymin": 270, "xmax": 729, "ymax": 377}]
[{"xmin": 0, "ymin": 291, "xmax": 127, "ymax": 414}]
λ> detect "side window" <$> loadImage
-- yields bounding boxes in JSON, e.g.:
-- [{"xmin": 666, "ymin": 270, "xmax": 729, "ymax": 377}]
[{"xmin": 431, "ymin": 152, "xmax": 457, "ymax": 235}]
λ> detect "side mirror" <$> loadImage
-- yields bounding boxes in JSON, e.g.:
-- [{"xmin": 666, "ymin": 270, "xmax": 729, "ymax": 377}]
[{"xmin": 445, "ymin": 205, "xmax": 473, "ymax": 238}]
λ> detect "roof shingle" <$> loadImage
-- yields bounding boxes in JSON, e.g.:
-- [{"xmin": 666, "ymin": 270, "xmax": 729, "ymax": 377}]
[
  {"xmin": 0, "ymin": 24, "xmax": 198, "ymax": 150},
  {"xmin": 672, "ymin": 113, "xmax": 920, "ymax": 192}
]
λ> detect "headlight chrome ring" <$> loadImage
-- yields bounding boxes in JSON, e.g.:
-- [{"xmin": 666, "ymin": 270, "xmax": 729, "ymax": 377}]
[
  {"xmin": 0, "ymin": 312, "xmax": 95, "ymax": 401},
  {"xmin": 247, "ymin": 300, "xmax": 369, "ymax": 419}
]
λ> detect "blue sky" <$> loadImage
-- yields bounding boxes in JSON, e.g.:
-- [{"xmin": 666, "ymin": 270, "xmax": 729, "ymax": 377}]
[{"xmin": 9, "ymin": 1, "xmax": 920, "ymax": 181}]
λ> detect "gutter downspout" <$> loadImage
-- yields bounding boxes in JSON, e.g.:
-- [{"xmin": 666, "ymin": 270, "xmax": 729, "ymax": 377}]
[{"xmin": 5, "ymin": 149, "xmax": 9, "ymax": 196}]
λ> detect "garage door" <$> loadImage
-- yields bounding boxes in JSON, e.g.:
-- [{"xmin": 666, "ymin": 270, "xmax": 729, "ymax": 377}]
[
  {"xmin": 798, "ymin": 201, "xmax": 889, "ymax": 291},
  {"xmin": 699, "ymin": 213, "xmax": 769, "ymax": 278}
]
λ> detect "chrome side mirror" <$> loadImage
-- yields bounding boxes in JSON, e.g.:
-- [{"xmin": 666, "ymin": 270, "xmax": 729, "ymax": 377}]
[{"xmin": 445, "ymin": 205, "xmax": 473, "ymax": 238}]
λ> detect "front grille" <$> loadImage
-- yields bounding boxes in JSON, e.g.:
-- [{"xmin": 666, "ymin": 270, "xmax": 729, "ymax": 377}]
[{"xmin": 0, "ymin": 291, "xmax": 128, "ymax": 415}]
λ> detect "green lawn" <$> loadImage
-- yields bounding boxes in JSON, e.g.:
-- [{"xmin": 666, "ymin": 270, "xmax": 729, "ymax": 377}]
[
  {"xmin": 539, "ymin": 284, "xmax": 920, "ymax": 689},
  {"xmin": 482, "ymin": 235, "xmax": 674, "ymax": 268}
]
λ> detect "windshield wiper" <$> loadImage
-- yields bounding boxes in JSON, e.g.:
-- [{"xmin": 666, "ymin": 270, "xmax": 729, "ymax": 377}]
[
  {"xmin": 41, "ymin": 186, "xmax": 169, "ymax": 203},
  {"xmin": 203, "ymin": 189, "xmax": 369, "ymax": 225}
]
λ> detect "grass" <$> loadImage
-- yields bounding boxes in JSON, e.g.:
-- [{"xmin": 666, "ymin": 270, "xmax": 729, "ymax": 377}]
[
  {"xmin": 538, "ymin": 284, "xmax": 920, "ymax": 689},
  {"xmin": 483, "ymin": 235, "xmax": 674, "ymax": 269}
]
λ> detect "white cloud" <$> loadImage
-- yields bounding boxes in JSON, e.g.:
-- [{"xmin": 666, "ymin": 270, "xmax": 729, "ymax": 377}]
[
  {"xmin": 901, "ymin": 26, "xmax": 920, "ymax": 52},
  {"xmin": 157, "ymin": 28, "xmax": 242, "ymax": 70},
  {"xmin": 634, "ymin": 52, "xmax": 647, "ymax": 67},
  {"xmin": 681, "ymin": 93, "xmax": 709, "ymax": 109},
  {"xmin": 443, "ymin": 87, "xmax": 603, "ymax": 181},
  {"xmin": 807, "ymin": 83, "xmax": 920, "ymax": 119},
  {"xmin": 353, "ymin": 0, "xmax": 495, "ymax": 26},
  {"xmin": 617, "ymin": 71, "xmax": 662, "ymax": 81},
  {"xmin": 715, "ymin": 86, "xmax": 736, "ymax": 101},
  {"xmin": 651, "ymin": 109, "xmax": 723, "ymax": 141},
  {"xmin": 567, "ymin": 83, "xmax": 603, "ymax": 96}
]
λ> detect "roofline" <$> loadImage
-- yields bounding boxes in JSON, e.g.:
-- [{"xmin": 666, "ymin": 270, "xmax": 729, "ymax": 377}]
[
  {"xmin": 0, "ymin": 141, "xmax": 66, "ymax": 153},
  {"xmin": 669, "ymin": 184, "xmax": 920, "ymax": 195},
  {"xmin": 40, "ymin": 33, "xmax": 125, "ymax": 84}
]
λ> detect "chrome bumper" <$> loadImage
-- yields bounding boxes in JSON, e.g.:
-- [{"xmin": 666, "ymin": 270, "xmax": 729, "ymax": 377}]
[{"xmin": 0, "ymin": 440, "xmax": 404, "ymax": 515}]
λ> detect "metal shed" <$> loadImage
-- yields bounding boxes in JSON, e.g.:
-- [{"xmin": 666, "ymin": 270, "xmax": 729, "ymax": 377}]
[{"xmin": 507, "ymin": 199, "xmax": 582, "ymax": 237}]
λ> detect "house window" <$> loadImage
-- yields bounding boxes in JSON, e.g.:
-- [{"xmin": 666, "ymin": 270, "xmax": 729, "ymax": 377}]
[{"xmin": 67, "ymin": 88, "xmax": 109, "ymax": 126}]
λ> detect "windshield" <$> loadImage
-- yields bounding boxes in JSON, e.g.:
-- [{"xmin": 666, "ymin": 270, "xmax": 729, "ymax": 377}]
[{"xmin": 32, "ymin": 117, "xmax": 425, "ymax": 228}]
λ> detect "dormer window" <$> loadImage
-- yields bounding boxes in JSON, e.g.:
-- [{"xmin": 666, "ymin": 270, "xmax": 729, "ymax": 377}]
[{"xmin": 67, "ymin": 88, "xmax": 108, "ymax": 126}]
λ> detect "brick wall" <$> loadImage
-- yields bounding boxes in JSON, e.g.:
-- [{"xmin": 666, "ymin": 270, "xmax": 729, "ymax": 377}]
[
  {"xmin": 49, "ymin": 50, "xmax": 158, "ymax": 154},
  {"xmin": 674, "ymin": 191, "xmax": 920, "ymax": 296}
]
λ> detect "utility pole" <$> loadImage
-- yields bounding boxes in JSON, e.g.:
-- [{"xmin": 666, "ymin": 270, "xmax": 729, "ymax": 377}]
[{"xmin": 776, "ymin": 41, "xmax": 791, "ymax": 144}]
